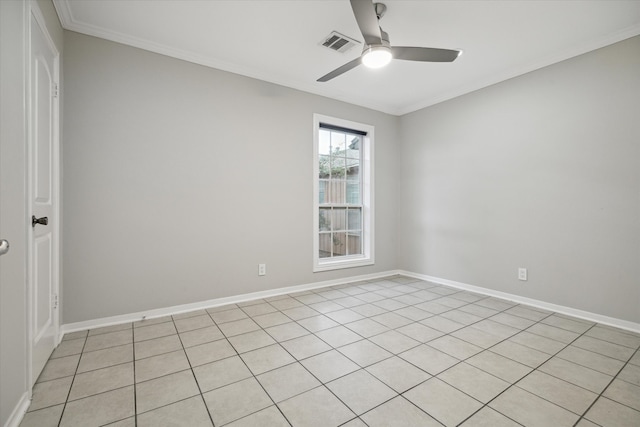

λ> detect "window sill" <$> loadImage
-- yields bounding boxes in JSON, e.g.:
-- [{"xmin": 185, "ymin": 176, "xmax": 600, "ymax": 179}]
[{"xmin": 313, "ymin": 256, "xmax": 374, "ymax": 272}]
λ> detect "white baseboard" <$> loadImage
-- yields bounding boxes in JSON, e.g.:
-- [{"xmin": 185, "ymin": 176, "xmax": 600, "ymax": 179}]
[
  {"xmin": 61, "ymin": 270, "xmax": 402, "ymax": 335},
  {"xmin": 61, "ymin": 268, "xmax": 639, "ymax": 337},
  {"xmin": 399, "ymin": 270, "xmax": 640, "ymax": 334},
  {"xmin": 3, "ymin": 392, "xmax": 30, "ymax": 427}
]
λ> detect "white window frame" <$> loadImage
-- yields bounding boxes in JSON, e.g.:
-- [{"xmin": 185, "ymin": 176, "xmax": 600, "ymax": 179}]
[{"xmin": 313, "ymin": 114, "xmax": 374, "ymax": 272}]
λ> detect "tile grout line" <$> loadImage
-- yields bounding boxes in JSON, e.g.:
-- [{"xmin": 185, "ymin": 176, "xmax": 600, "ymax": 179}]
[
  {"xmin": 183, "ymin": 306, "xmax": 305, "ymax": 425},
  {"xmin": 223, "ymin": 281, "xmax": 418, "ymax": 425},
  {"xmin": 339, "ymin": 280, "xmax": 448, "ymax": 423},
  {"xmin": 33, "ymin": 282, "xmax": 478, "ymax": 411},
  {"xmin": 47, "ymin": 276, "xmax": 639, "ymax": 427},
  {"xmin": 154, "ymin": 280, "xmax": 638, "ymax": 424},
  {"xmin": 279, "ymin": 281, "xmax": 508, "ymax": 426},
  {"xmin": 572, "ymin": 345, "xmax": 640, "ymax": 427},
  {"xmin": 373, "ymin": 293, "xmax": 532, "ymax": 426},
  {"xmin": 515, "ymin": 324, "xmax": 640, "ymax": 412},
  {"xmin": 214, "ymin": 312, "xmax": 294, "ymax": 427},
  {"xmin": 457, "ymin": 318, "xmax": 610, "ymax": 426},
  {"xmin": 385, "ymin": 285, "xmax": 635, "ymax": 382},
  {"xmin": 56, "ymin": 330, "xmax": 88, "ymax": 427},
  {"xmin": 112, "ymin": 288, "xmax": 370, "ymax": 422},
  {"xmin": 453, "ymin": 330, "xmax": 556, "ymax": 424},
  {"xmin": 233, "ymin": 300, "xmax": 315, "ymax": 427},
  {"xmin": 71, "ymin": 327, "xmax": 136, "ymax": 426},
  {"xmin": 233, "ymin": 295, "xmax": 366, "ymax": 426},
  {"xmin": 439, "ymin": 308, "xmax": 581, "ymax": 425},
  {"xmin": 174, "ymin": 309, "xmax": 218, "ymax": 427},
  {"xmin": 106, "ymin": 315, "xmax": 221, "ymax": 423},
  {"xmin": 131, "ymin": 322, "xmax": 137, "ymax": 427},
  {"xmin": 300, "ymin": 279, "xmax": 548, "ymax": 426}
]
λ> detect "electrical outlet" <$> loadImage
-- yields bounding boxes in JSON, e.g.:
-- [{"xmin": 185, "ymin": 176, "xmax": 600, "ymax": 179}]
[
  {"xmin": 518, "ymin": 268, "xmax": 527, "ymax": 281},
  {"xmin": 258, "ymin": 264, "xmax": 266, "ymax": 276}
]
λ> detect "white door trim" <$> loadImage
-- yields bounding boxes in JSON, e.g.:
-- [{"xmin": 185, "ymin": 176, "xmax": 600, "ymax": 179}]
[{"xmin": 26, "ymin": 0, "xmax": 61, "ymax": 388}]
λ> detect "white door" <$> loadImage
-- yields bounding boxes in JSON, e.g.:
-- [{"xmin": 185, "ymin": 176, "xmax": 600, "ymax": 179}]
[{"xmin": 29, "ymin": 7, "xmax": 60, "ymax": 385}]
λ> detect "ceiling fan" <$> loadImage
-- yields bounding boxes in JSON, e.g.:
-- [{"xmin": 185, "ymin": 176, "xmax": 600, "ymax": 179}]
[{"xmin": 318, "ymin": 0, "xmax": 462, "ymax": 82}]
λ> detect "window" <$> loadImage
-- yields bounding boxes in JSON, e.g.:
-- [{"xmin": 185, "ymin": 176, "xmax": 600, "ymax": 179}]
[{"xmin": 313, "ymin": 114, "xmax": 374, "ymax": 272}]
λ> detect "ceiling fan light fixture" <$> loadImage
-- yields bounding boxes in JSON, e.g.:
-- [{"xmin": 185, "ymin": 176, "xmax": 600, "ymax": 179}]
[
  {"xmin": 361, "ymin": 45, "xmax": 392, "ymax": 68},
  {"xmin": 316, "ymin": 1, "xmax": 461, "ymax": 82}
]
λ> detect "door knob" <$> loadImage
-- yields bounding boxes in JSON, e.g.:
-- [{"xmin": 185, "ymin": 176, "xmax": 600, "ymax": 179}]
[
  {"xmin": 32, "ymin": 216, "xmax": 48, "ymax": 227},
  {"xmin": 0, "ymin": 240, "xmax": 9, "ymax": 256}
]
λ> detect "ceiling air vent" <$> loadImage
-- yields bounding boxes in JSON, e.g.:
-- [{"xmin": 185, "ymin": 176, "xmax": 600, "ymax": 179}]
[{"xmin": 320, "ymin": 31, "xmax": 360, "ymax": 53}]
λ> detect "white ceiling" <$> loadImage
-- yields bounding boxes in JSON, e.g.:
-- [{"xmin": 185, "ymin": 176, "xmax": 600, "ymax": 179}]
[{"xmin": 53, "ymin": 0, "xmax": 640, "ymax": 116}]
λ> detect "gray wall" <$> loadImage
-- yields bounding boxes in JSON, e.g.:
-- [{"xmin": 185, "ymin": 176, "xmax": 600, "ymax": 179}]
[
  {"xmin": 62, "ymin": 30, "xmax": 639, "ymax": 326},
  {"xmin": 399, "ymin": 36, "xmax": 640, "ymax": 323},
  {"xmin": 62, "ymin": 32, "xmax": 400, "ymax": 323},
  {"xmin": 0, "ymin": 1, "xmax": 63, "ymax": 424}
]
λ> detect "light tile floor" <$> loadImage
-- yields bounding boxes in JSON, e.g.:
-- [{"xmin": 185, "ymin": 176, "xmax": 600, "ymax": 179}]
[{"xmin": 20, "ymin": 276, "xmax": 640, "ymax": 427}]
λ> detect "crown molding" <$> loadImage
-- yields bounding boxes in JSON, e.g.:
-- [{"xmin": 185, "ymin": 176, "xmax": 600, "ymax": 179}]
[
  {"xmin": 51, "ymin": 0, "xmax": 397, "ymax": 115},
  {"xmin": 398, "ymin": 22, "xmax": 640, "ymax": 116},
  {"xmin": 52, "ymin": 0, "xmax": 640, "ymax": 116}
]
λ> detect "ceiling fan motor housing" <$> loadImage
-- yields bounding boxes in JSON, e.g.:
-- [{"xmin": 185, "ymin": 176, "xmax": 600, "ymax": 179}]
[
  {"xmin": 374, "ymin": 3, "xmax": 387, "ymax": 19},
  {"xmin": 317, "ymin": 0, "xmax": 461, "ymax": 82}
]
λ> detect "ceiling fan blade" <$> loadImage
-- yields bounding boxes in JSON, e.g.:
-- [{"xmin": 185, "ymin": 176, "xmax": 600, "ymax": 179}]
[
  {"xmin": 317, "ymin": 57, "xmax": 362, "ymax": 82},
  {"xmin": 350, "ymin": 0, "xmax": 382, "ymax": 45},
  {"xmin": 392, "ymin": 46, "xmax": 461, "ymax": 62}
]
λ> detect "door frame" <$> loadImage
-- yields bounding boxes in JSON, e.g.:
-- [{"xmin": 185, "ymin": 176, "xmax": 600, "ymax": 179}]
[{"xmin": 26, "ymin": 0, "xmax": 61, "ymax": 387}]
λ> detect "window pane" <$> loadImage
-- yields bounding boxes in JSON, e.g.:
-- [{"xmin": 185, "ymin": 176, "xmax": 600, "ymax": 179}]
[
  {"xmin": 346, "ymin": 163, "xmax": 360, "ymax": 180},
  {"xmin": 319, "ymin": 155, "xmax": 330, "ymax": 178},
  {"xmin": 319, "ymin": 233, "xmax": 332, "ymax": 258},
  {"xmin": 346, "ymin": 136, "xmax": 361, "ymax": 158},
  {"xmin": 347, "ymin": 232, "xmax": 362, "ymax": 255},
  {"xmin": 319, "ymin": 208, "xmax": 331, "ymax": 231},
  {"xmin": 346, "ymin": 168, "xmax": 359, "ymax": 189},
  {"xmin": 347, "ymin": 208, "xmax": 361, "ymax": 231},
  {"xmin": 329, "ymin": 180, "xmax": 346, "ymax": 204},
  {"xmin": 333, "ymin": 232, "xmax": 347, "ymax": 256},
  {"xmin": 331, "ymin": 132, "xmax": 346, "ymax": 153},
  {"xmin": 332, "ymin": 208, "xmax": 346, "ymax": 231},
  {"xmin": 346, "ymin": 180, "xmax": 360, "ymax": 204},
  {"xmin": 319, "ymin": 129, "xmax": 331, "ymax": 155},
  {"xmin": 330, "ymin": 155, "xmax": 346, "ymax": 178},
  {"xmin": 319, "ymin": 180, "xmax": 329, "ymax": 204}
]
